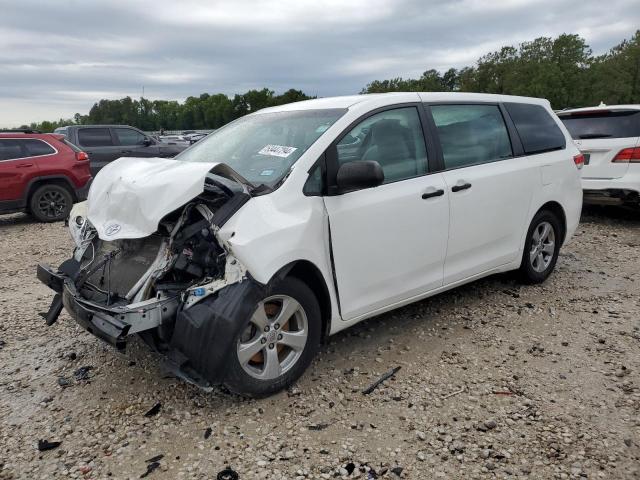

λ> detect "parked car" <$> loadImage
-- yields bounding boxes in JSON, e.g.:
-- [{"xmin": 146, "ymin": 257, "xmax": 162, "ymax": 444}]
[
  {"xmin": 37, "ymin": 93, "xmax": 582, "ymax": 397},
  {"xmin": 557, "ymin": 105, "xmax": 640, "ymax": 206},
  {"xmin": 0, "ymin": 130, "xmax": 92, "ymax": 222},
  {"xmin": 54, "ymin": 125, "xmax": 186, "ymax": 175}
]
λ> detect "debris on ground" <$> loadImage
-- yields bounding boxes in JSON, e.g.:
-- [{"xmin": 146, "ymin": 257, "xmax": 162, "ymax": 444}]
[
  {"xmin": 362, "ymin": 366, "xmax": 402, "ymax": 394},
  {"xmin": 37, "ymin": 439, "xmax": 61, "ymax": 451},
  {"xmin": 143, "ymin": 402, "xmax": 162, "ymax": 417}
]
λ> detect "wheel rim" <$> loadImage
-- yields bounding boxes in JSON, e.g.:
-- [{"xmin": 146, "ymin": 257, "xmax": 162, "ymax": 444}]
[
  {"xmin": 236, "ymin": 295, "xmax": 308, "ymax": 380},
  {"xmin": 37, "ymin": 190, "xmax": 67, "ymax": 219},
  {"xmin": 529, "ymin": 221, "xmax": 555, "ymax": 273}
]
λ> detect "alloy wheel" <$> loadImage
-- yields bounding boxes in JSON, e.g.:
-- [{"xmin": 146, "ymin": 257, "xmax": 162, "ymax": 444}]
[
  {"xmin": 37, "ymin": 190, "xmax": 68, "ymax": 220},
  {"xmin": 236, "ymin": 295, "xmax": 308, "ymax": 380},
  {"xmin": 529, "ymin": 221, "xmax": 555, "ymax": 273}
]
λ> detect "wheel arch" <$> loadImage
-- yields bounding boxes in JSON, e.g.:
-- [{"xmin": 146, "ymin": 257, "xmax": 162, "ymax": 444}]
[
  {"xmin": 535, "ymin": 201, "xmax": 567, "ymax": 245},
  {"xmin": 270, "ymin": 260, "xmax": 332, "ymax": 341},
  {"xmin": 25, "ymin": 176, "xmax": 77, "ymax": 207}
]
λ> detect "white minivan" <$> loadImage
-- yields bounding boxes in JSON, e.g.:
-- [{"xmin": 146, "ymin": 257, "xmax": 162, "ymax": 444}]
[
  {"xmin": 557, "ymin": 105, "xmax": 640, "ymax": 206},
  {"xmin": 38, "ymin": 93, "xmax": 583, "ymax": 396}
]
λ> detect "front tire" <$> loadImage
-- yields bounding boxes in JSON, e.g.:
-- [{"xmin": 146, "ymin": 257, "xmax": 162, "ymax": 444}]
[
  {"xmin": 223, "ymin": 277, "xmax": 321, "ymax": 397},
  {"xmin": 518, "ymin": 210, "xmax": 562, "ymax": 284},
  {"xmin": 29, "ymin": 184, "xmax": 73, "ymax": 222}
]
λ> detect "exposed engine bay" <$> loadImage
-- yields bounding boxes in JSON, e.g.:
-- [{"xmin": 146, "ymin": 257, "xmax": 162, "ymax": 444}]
[{"xmin": 37, "ymin": 163, "xmax": 263, "ymax": 388}]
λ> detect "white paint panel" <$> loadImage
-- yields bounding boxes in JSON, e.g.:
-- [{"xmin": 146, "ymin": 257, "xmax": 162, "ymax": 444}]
[{"xmin": 323, "ymin": 174, "xmax": 449, "ymax": 320}]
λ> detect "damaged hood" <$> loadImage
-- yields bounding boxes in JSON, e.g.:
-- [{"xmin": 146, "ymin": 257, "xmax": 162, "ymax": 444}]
[{"xmin": 87, "ymin": 157, "xmax": 237, "ymax": 240}]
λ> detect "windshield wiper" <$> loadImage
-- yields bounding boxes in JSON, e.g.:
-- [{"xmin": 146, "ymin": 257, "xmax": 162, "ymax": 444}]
[{"xmin": 578, "ymin": 133, "xmax": 612, "ymax": 139}]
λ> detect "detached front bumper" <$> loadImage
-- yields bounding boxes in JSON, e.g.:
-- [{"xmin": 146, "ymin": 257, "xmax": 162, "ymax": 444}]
[{"xmin": 37, "ymin": 263, "xmax": 177, "ymax": 350}]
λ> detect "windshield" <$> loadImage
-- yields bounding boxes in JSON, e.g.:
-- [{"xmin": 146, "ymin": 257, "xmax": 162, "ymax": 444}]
[
  {"xmin": 559, "ymin": 110, "xmax": 640, "ymax": 139},
  {"xmin": 176, "ymin": 108, "xmax": 346, "ymax": 188}
]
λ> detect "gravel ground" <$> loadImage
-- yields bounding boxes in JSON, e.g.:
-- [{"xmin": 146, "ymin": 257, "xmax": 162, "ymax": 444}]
[{"xmin": 1, "ymin": 206, "xmax": 639, "ymax": 480}]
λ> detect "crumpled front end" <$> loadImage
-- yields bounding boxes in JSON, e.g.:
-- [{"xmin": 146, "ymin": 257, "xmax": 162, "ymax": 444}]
[{"xmin": 37, "ymin": 158, "xmax": 257, "ymax": 386}]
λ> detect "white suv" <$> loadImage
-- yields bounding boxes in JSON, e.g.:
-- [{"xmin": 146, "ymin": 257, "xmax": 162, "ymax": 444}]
[
  {"xmin": 558, "ymin": 105, "xmax": 640, "ymax": 206},
  {"xmin": 38, "ymin": 92, "xmax": 582, "ymax": 397}
]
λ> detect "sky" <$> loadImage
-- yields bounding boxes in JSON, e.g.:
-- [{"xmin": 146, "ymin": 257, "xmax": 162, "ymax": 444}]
[{"xmin": 0, "ymin": 0, "xmax": 638, "ymax": 127}]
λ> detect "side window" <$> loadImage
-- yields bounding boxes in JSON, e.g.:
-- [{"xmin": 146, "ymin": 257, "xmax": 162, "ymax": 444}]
[
  {"xmin": 431, "ymin": 104, "xmax": 513, "ymax": 170},
  {"xmin": 504, "ymin": 103, "xmax": 566, "ymax": 154},
  {"xmin": 114, "ymin": 128, "xmax": 147, "ymax": 146},
  {"xmin": 23, "ymin": 139, "xmax": 55, "ymax": 157},
  {"xmin": 77, "ymin": 128, "xmax": 114, "ymax": 147},
  {"xmin": 0, "ymin": 140, "xmax": 26, "ymax": 161},
  {"xmin": 303, "ymin": 163, "xmax": 324, "ymax": 196},
  {"xmin": 335, "ymin": 107, "xmax": 427, "ymax": 184}
]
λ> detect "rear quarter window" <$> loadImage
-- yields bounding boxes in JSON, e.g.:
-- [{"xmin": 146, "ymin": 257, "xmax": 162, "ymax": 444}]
[
  {"xmin": 504, "ymin": 103, "xmax": 566, "ymax": 155},
  {"xmin": 559, "ymin": 110, "xmax": 640, "ymax": 140},
  {"xmin": 23, "ymin": 139, "xmax": 56, "ymax": 156}
]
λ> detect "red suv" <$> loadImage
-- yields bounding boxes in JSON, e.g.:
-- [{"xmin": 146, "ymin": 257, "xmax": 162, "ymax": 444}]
[{"xmin": 0, "ymin": 130, "xmax": 92, "ymax": 222}]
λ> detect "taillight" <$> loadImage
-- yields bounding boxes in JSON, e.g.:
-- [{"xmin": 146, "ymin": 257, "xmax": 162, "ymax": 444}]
[
  {"xmin": 573, "ymin": 153, "xmax": 585, "ymax": 169},
  {"xmin": 76, "ymin": 151, "xmax": 89, "ymax": 161},
  {"xmin": 612, "ymin": 147, "xmax": 640, "ymax": 163}
]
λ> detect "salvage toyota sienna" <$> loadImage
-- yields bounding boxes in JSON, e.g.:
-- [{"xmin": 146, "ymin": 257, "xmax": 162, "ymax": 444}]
[{"xmin": 38, "ymin": 92, "xmax": 583, "ymax": 397}]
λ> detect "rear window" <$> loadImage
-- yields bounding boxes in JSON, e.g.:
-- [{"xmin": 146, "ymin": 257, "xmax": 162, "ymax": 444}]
[
  {"xmin": 62, "ymin": 138, "xmax": 81, "ymax": 152},
  {"xmin": 78, "ymin": 128, "xmax": 114, "ymax": 147},
  {"xmin": 504, "ymin": 103, "xmax": 566, "ymax": 154},
  {"xmin": 559, "ymin": 110, "xmax": 640, "ymax": 140}
]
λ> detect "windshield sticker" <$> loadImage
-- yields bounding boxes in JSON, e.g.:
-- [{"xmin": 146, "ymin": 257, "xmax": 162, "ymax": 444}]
[
  {"xmin": 258, "ymin": 144, "xmax": 297, "ymax": 158},
  {"xmin": 260, "ymin": 169, "xmax": 275, "ymax": 176}
]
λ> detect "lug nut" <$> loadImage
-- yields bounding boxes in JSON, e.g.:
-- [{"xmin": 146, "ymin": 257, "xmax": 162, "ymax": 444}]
[
  {"xmin": 274, "ymin": 323, "xmax": 280, "ymax": 330},
  {"xmin": 264, "ymin": 326, "xmax": 270, "ymax": 332},
  {"xmin": 277, "ymin": 334, "xmax": 283, "ymax": 340},
  {"xmin": 268, "ymin": 343, "xmax": 274, "ymax": 349},
  {"xmin": 261, "ymin": 338, "xmax": 267, "ymax": 344}
]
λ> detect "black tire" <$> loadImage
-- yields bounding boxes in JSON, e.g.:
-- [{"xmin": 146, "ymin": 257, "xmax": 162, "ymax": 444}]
[
  {"xmin": 29, "ymin": 184, "xmax": 73, "ymax": 222},
  {"xmin": 518, "ymin": 210, "xmax": 562, "ymax": 284},
  {"xmin": 223, "ymin": 277, "xmax": 321, "ymax": 397}
]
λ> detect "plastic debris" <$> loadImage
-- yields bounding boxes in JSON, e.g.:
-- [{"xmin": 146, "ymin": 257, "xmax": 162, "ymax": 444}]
[
  {"xmin": 37, "ymin": 439, "xmax": 61, "ymax": 451},
  {"xmin": 362, "ymin": 366, "xmax": 401, "ymax": 394},
  {"xmin": 144, "ymin": 402, "xmax": 162, "ymax": 417}
]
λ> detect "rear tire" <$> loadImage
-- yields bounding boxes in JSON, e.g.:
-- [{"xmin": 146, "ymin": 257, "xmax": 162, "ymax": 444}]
[
  {"xmin": 223, "ymin": 277, "xmax": 321, "ymax": 398},
  {"xmin": 518, "ymin": 210, "xmax": 562, "ymax": 284},
  {"xmin": 29, "ymin": 184, "xmax": 73, "ymax": 223}
]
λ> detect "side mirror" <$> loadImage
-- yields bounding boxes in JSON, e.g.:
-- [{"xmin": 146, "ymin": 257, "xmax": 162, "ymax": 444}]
[
  {"xmin": 336, "ymin": 161, "xmax": 384, "ymax": 193},
  {"xmin": 143, "ymin": 138, "xmax": 153, "ymax": 146}
]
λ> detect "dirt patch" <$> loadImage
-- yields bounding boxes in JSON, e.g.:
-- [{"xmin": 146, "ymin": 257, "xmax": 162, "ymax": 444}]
[{"xmin": 1, "ymin": 206, "xmax": 639, "ymax": 479}]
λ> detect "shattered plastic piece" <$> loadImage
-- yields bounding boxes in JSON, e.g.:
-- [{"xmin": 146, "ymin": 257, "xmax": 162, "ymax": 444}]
[
  {"xmin": 57, "ymin": 377, "xmax": 70, "ymax": 388},
  {"xmin": 204, "ymin": 427, "xmax": 212, "ymax": 439},
  {"xmin": 146, "ymin": 454, "xmax": 164, "ymax": 463},
  {"xmin": 37, "ymin": 439, "xmax": 61, "ymax": 451},
  {"xmin": 362, "ymin": 366, "xmax": 402, "ymax": 395},
  {"xmin": 391, "ymin": 466, "xmax": 404, "ymax": 476},
  {"xmin": 144, "ymin": 402, "xmax": 162, "ymax": 417},
  {"xmin": 74, "ymin": 365, "xmax": 93, "ymax": 381},
  {"xmin": 308, "ymin": 423, "xmax": 330, "ymax": 431},
  {"xmin": 216, "ymin": 468, "xmax": 239, "ymax": 480},
  {"xmin": 140, "ymin": 461, "xmax": 160, "ymax": 478}
]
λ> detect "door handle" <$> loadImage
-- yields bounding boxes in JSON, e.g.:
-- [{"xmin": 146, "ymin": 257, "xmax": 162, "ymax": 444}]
[
  {"xmin": 16, "ymin": 163, "xmax": 34, "ymax": 168},
  {"xmin": 421, "ymin": 188, "xmax": 444, "ymax": 199},
  {"xmin": 121, "ymin": 150, "xmax": 133, "ymax": 154},
  {"xmin": 451, "ymin": 182, "xmax": 472, "ymax": 192}
]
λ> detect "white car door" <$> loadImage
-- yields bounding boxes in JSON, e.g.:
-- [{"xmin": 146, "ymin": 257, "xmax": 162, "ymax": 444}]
[
  {"xmin": 428, "ymin": 103, "xmax": 535, "ymax": 285},
  {"xmin": 322, "ymin": 106, "xmax": 449, "ymax": 321}
]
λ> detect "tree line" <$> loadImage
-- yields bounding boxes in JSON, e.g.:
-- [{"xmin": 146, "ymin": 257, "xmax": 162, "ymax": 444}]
[{"xmin": 23, "ymin": 30, "xmax": 640, "ymax": 133}]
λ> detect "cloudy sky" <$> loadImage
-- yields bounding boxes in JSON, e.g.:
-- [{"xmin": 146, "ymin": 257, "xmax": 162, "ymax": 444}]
[{"xmin": 1, "ymin": 0, "xmax": 638, "ymax": 127}]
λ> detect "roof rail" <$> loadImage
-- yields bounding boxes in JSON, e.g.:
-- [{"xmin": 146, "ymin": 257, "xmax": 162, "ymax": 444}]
[{"xmin": 0, "ymin": 129, "xmax": 42, "ymax": 134}]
